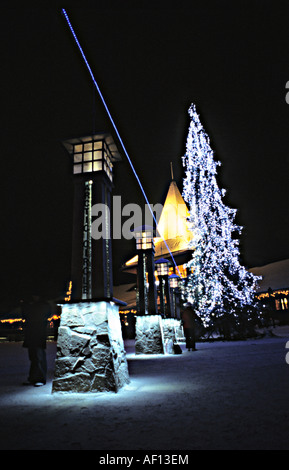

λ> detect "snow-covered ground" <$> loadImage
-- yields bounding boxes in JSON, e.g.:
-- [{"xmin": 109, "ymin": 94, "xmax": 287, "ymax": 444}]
[{"xmin": 1, "ymin": 329, "xmax": 289, "ymax": 450}]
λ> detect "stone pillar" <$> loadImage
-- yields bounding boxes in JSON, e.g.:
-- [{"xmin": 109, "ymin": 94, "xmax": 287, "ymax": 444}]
[
  {"xmin": 52, "ymin": 301, "xmax": 130, "ymax": 393},
  {"xmin": 175, "ymin": 319, "xmax": 185, "ymax": 342},
  {"xmin": 162, "ymin": 318, "xmax": 182, "ymax": 354},
  {"xmin": 135, "ymin": 315, "xmax": 164, "ymax": 355}
]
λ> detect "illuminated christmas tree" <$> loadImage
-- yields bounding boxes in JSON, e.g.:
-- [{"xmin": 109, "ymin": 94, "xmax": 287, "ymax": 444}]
[{"xmin": 182, "ymin": 104, "xmax": 259, "ymax": 326}]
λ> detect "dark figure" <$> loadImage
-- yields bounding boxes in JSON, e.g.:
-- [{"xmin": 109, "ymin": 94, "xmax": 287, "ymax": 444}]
[
  {"xmin": 182, "ymin": 304, "xmax": 197, "ymax": 351},
  {"xmin": 22, "ymin": 295, "xmax": 51, "ymax": 386}
]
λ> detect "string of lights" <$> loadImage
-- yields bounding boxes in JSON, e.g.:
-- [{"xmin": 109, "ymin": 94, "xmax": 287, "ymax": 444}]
[
  {"xmin": 182, "ymin": 103, "xmax": 260, "ymax": 323},
  {"xmin": 62, "ymin": 9, "xmax": 181, "ymax": 277}
]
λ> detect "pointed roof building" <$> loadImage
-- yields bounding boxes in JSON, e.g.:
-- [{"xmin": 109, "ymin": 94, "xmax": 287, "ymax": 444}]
[{"xmin": 123, "ymin": 178, "xmax": 194, "ymax": 276}]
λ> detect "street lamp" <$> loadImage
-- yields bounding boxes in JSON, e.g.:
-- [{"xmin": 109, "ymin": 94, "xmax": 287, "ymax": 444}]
[
  {"xmin": 155, "ymin": 257, "xmax": 170, "ymax": 276},
  {"xmin": 169, "ymin": 273, "xmax": 180, "ymax": 289},
  {"xmin": 155, "ymin": 258, "xmax": 172, "ymax": 317},
  {"xmin": 66, "ymin": 134, "xmax": 119, "ymax": 181},
  {"xmin": 169, "ymin": 273, "xmax": 180, "ymax": 318},
  {"xmin": 62, "ymin": 133, "xmax": 121, "ymax": 301},
  {"xmin": 134, "ymin": 226, "xmax": 154, "ymax": 251},
  {"xmin": 133, "ymin": 225, "xmax": 158, "ymax": 315}
]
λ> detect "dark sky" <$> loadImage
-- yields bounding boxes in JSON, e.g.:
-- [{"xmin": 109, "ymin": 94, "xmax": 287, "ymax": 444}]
[{"xmin": 0, "ymin": 3, "xmax": 289, "ymax": 303}]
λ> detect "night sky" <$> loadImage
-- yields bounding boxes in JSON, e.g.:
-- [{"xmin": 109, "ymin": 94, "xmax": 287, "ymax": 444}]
[{"xmin": 0, "ymin": 3, "xmax": 289, "ymax": 305}]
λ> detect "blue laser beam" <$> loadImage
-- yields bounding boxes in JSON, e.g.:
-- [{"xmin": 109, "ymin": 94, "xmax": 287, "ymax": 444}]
[{"xmin": 62, "ymin": 8, "xmax": 181, "ymax": 276}]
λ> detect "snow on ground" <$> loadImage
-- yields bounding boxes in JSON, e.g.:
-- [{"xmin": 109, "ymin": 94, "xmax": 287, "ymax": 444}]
[{"xmin": 1, "ymin": 330, "xmax": 289, "ymax": 450}]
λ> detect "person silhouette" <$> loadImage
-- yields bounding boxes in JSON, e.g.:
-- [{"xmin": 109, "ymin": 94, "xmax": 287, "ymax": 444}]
[
  {"xmin": 22, "ymin": 294, "xmax": 51, "ymax": 386},
  {"xmin": 182, "ymin": 303, "xmax": 197, "ymax": 351}
]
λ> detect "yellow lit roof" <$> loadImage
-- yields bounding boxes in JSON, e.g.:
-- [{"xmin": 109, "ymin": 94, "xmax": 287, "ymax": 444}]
[{"xmin": 124, "ymin": 180, "xmax": 194, "ymax": 268}]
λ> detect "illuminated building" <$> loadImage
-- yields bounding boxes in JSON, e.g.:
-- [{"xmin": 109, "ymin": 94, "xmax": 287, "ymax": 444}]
[
  {"xmin": 115, "ymin": 177, "xmax": 194, "ymax": 320},
  {"xmin": 250, "ymin": 259, "xmax": 289, "ymax": 312},
  {"xmin": 123, "ymin": 177, "xmax": 194, "ymax": 279}
]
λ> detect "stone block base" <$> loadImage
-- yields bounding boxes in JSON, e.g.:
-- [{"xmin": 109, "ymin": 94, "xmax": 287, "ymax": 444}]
[
  {"xmin": 52, "ymin": 301, "xmax": 130, "ymax": 393},
  {"xmin": 135, "ymin": 315, "xmax": 165, "ymax": 355},
  {"xmin": 162, "ymin": 318, "xmax": 182, "ymax": 354},
  {"xmin": 175, "ymin": 321, "xmax": 185, "ymax": 342}
]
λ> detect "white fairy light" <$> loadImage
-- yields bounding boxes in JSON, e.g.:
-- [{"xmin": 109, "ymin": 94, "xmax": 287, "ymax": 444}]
[{"xmin": 182, "ymin": 104, "xmax": 260, "ymax": 325}]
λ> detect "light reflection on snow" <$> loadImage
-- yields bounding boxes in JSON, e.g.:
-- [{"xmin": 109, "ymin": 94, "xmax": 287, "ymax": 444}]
[{"xmin": 0, "ymin": 341, "xmax": 199, "ymax": 407}]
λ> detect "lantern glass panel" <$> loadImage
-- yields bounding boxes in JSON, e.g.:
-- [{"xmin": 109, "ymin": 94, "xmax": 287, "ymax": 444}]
[
  {"xmin": 135, "ymin": 229, "xmax": 154, "ymax": 250},
  {"xmin": 156, "ymin": 261, "xmax": 169, "ymax": 276},
  {"xmin": 169, "ymin": 275, "xmax": 179, "ymax": 288},
  {"xmin": 93, "ymin": 150, "xmax": 102, "ymax": 160},
  {"xmin": 74, "ymin": 154, "xmax": 82, "ymax": 163},
  {"xmin": 142, "ymin": 241, "xmax": 151, "ymax": 250},
  {"xmin": 83, "ymin": 162, "xmax": 93, "ymax": 173},
  {"xmin": 73, "ymin": 164, "xmax": 82, "ymax": 174},
  {"xmin": 160, "ymin": 265, "xmax": 168, "ymax": 275},
  {"xmin": 84, "ymin": 152, "xmax": 93, "ymax": 161},
  {"xmin": 84, "ymin": 142, "xmax": 93, "ymax": 151},
  {"xmin": 93, "ymin": 160, "xmax": 102, "ymax": 172},
  {"xmin": 74, "ymin": 144, "xmax": 82, "ymax": 153},
  {"xmin": 94, "ymin": 141, "xmax": 102, "ymax": 150}
]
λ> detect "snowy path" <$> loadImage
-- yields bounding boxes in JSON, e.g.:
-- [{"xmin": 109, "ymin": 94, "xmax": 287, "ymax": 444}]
[{"xmin": 0, "ymin": 336, "xmax": 289, "ymax": 450}]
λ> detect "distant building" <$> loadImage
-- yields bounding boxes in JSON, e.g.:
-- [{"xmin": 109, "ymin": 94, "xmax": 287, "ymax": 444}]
[
  {"xmin": 250, "ymin": 259, "xmax": 289, "ymax": 311},
  {"xmin": 122, "ymin": 178, "xmax": 194, "ymax": 278},
  {"xmin": 115, "ymin": 177, "xmax": 194, "ymax": 328}
]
